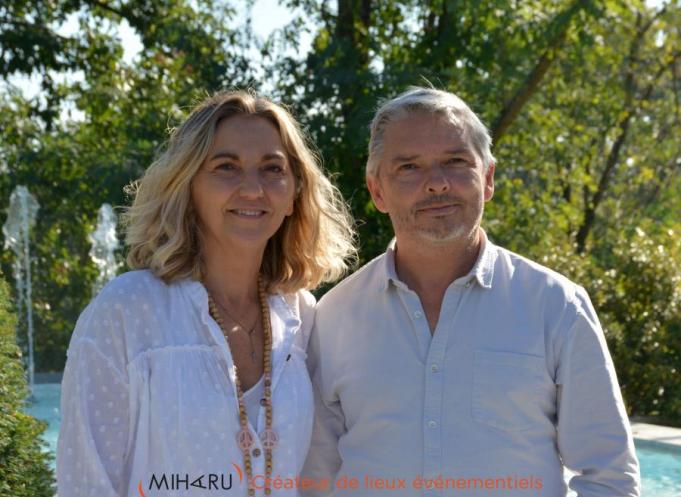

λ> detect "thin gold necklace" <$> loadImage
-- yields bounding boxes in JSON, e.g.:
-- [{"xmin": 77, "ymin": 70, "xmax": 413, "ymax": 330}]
[
  {"xmin": 207, "ymin": 274, "xmax": 276, "ymax": 496},
  {"xmin": 210, "ymin": 296, "xmax": 259, "ymax": 362}
]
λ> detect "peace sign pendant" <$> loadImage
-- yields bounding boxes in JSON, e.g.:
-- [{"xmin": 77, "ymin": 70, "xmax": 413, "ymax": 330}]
[
  {"xmin": 259, "ymin": 429, "xmax": 278, "ymax": 449},
  {"xmin": 236, "ymin": 429, "xmax": 255, "ymax": 453}
]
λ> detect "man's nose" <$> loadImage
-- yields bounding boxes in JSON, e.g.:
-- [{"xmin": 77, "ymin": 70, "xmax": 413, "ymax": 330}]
[{"xmin": 425, "ymin": 164, "xmax": 450, "ymax": 193}]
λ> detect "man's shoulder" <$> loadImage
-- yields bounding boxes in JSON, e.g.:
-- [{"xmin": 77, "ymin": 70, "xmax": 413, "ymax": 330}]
[
  {"xmin": 493, "ymin": 243, "xmax": 589, "ymax": 308},
  {"xmin": 317, "ymin": 252, "xmax": 387, "ymax": 312}
]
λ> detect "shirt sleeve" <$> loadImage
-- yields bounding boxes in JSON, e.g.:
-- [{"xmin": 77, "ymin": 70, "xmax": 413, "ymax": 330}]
[
  {"xmin": 300, "ymin": 321, "xmax": 345, "ymax": 497},
  {"xmin": 555, "ymin": 286, "xmax": 640, "ymax": 497},
  {"xmin": 57, "ymin": 299, "xmax": 130, "ymax": 497}
]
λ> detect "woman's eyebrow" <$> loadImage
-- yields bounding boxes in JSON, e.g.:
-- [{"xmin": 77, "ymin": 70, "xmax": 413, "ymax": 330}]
[
  {"xmin": 209, "ymin": 151, "xmax": 239, "ymax": 161},
  {"xmin": 261, "ymin": 152, "xmax": 287, "ymax": 161}
]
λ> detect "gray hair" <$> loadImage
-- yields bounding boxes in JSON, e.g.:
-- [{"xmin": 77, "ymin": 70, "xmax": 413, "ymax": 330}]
[{"xmin": 366, "ymin": 87, "xmax": 495, "ymax": 177}]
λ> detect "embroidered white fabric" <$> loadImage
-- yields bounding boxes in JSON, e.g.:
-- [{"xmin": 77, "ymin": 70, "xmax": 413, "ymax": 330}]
[{"xmin": 57, "ymin": 269, "xmax": 315, "ymax": 497}]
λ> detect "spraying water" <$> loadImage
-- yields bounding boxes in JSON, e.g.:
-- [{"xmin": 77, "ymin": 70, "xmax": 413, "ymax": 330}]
[
  {"xmin": 88, "ymin": 203, "xmax": 120, "ymax": 294},
  {"xmin": 2, "ymin": 185, "xmax": 39, "ymax": 394}
]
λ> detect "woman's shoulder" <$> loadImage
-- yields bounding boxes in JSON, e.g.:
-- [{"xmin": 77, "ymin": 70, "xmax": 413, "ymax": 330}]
[
  {"xmin": 93, "ymin": 269, "xmax": 188, "ymax": 313},
  {"xmin": 96, "ymin": 269, "xmax": 166, "ymax": 299},
  {"xmin": 70, "ymin": 270, "xmax": 172, "ymax": 345},
  {"xmin": 297, "ymin": 288, "xmax": 316, "ymax": 312},
  {"xmin": 278, "ymin": 289, "xmax": 316, "ymax": 350},
  {"xmin": 280, "ymin": 288, "xmax": 316, "ymax": 319}
]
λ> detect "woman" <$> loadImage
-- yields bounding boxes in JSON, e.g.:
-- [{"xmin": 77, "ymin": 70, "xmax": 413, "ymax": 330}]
[{"xmin": 57, "ymin": 91, "xmax": 356, "ymax": 497}]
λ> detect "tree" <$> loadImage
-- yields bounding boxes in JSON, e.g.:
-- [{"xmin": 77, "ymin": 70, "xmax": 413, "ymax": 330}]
[
  {"xmin": 267, "ymin": 0, "xmax": 681, "ymax": 419},
  {"xmin": 1, "ymin": 0, "xmax": 679, "ymax": 421},
  {"xmin": 0, "ymin": 272, "xmax": 55, "ymax": 497},
  {"xmin": 1, "ymin": 0, "xmax": 255, "ymax": 371}
]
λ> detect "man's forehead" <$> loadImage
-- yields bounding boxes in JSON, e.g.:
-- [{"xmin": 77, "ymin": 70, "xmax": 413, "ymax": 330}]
[
  {"xmin": 384, "ymin": 120, "xmax": 473, "ymax": 157},
  {"xmin": 386, "ymin": 110, "xmax": 465, "ymax": 138}
]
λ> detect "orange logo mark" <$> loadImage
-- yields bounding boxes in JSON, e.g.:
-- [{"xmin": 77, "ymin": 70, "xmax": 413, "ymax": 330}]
[{"xmin": 232, "ymin": 462, "xmax": 243, "ymax": 484}]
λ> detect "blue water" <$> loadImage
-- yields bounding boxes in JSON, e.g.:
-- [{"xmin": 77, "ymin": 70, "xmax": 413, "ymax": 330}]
[
  {"xmin": 25, "ymin": 383, "xmax": 61, "ymax": 464},
  {"xmin": 25, "ymin": 383, "xmax": 681, "ymax": 495}
]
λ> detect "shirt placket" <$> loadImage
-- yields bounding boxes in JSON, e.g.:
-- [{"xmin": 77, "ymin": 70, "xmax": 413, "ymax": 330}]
[{"xmin": 398, "ymin": 283, "xmax": 467, "ymax": 497}]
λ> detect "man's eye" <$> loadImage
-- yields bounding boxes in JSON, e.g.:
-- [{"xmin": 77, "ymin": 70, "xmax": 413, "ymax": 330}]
[
  {"xmin": 399, "ymin": 163, "xmax": 418, "ymax": 171},
  {"xmin": 445, "ymin": 158, "xmax": 466, "ymax": 166}
]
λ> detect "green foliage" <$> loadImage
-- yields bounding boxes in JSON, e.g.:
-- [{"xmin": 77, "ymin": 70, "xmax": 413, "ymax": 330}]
[
  {"xmin": 270, "ymin": 0, "xmax": 681, "ymax": 422},
  {"xmin": 1, "ymin": 0, "xmax": 255, "ymax": 371},
  {"xmin": 595, "ymin": 226, "xmax": 681, "ymax": 419},
  {"xmin": 1, "ymin": 0, "xmax": 680, "ymax": 423},
  {"xmin": 0, "ymin": 273, "xmax": 55, "ymax": 497}
]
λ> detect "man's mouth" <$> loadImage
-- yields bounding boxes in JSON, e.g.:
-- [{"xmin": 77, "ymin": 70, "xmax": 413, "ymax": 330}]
[{"xmin": 417, "ymin": 204, "xmax": 460, "ymax": 215}]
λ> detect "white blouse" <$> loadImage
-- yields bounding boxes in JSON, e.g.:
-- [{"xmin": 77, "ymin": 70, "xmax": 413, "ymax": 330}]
[{"xmin": 57, "ymin": 270, "xmax": 316, "ymax": 497}]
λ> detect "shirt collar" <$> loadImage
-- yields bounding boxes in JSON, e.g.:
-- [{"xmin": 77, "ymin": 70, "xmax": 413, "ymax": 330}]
[{"xmin": 379, "ymin": 228, "xmax": 497, "ymax": 292}]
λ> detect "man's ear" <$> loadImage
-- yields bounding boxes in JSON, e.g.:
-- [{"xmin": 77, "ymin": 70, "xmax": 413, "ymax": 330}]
[
  {"xmin": 483, "ymin": 161, "xmax": 495, "ymax": 202},
  {"xmin": 366, "ymin": 174, "xmax": 389, "ymax": 213}
]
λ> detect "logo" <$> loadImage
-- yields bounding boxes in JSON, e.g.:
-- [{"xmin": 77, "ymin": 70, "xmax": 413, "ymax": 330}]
[{"xmin": 137, "ymin": 463, "xmax": 243, "ymax": 496}]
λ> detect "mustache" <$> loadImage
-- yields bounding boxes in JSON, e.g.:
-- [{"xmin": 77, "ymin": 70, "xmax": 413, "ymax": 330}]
[{"xmin": 412, "ymin": 195, "xmax": 464, "ymax": 212}]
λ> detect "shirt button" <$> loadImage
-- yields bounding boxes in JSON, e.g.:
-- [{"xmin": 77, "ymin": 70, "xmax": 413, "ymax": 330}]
[
  {"xmin": 428, "ymin": 420, "xmax": 437, "ymax": 429},
  {"xmin": 465, "ymin": 281, "xmax": 472, "ymax": 288},
  {"xmin": 414, "ymin": 311, "xmax": 423, "ymax": 319},
  {"xmin": 431, "ymin": 364, "xmax": 439, "ymax": 373},
  {"xmin": 252, "ymin": 448, "xmax": 261, "ymax": 457}
]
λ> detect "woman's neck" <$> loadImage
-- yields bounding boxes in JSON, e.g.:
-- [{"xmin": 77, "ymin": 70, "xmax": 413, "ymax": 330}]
[{"xmin": 200, "ymin": 238, "xmax": 265, "ymax": 308}]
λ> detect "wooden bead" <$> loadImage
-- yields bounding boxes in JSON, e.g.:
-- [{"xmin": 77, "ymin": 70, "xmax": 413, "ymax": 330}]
[{"xmin": 208, "ymin": 274, "xmax": 279, "ymax": 487}]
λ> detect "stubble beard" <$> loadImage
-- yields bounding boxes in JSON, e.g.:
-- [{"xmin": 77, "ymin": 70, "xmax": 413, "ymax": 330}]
[{"xmin": 393, "ymin": 203, "xmax": 483, "ymax": 246}]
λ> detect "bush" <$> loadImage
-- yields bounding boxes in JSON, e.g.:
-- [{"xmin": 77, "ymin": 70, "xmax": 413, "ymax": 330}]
[{"xmin": 0, "ymin": 273, "xmax": 55, "ymax": 497}]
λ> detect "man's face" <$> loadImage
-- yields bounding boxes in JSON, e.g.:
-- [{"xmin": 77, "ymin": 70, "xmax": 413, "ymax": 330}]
[{"xmin": 366, "ymin": 110, "xmax": 494, "ymax": 245}]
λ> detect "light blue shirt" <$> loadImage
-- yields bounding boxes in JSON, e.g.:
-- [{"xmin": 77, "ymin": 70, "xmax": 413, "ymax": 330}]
[{"xmin": 301, "ymin": 230, "xmax": 640, "ymax": 497}]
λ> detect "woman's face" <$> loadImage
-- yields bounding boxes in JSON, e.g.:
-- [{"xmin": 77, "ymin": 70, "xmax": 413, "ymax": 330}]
[{"xmin": 191, "ymin": 114, "xmax": 296, "ymax": 255}]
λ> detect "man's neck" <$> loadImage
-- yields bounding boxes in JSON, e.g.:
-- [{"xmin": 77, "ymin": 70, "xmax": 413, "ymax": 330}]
[{"xmin": 393, "ymin": 228, "xmax": 483, "ymax": 331}]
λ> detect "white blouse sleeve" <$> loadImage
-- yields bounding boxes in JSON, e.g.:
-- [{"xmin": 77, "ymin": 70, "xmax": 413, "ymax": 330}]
[{"xmin": 57, "ymin": 293, "xmax": 131, "ymax": 497}]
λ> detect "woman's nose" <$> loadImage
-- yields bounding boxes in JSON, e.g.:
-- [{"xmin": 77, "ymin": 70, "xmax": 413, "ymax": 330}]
[{"xmin": 238, "ymin": 170, "xmax": 265, "ymax": 198}]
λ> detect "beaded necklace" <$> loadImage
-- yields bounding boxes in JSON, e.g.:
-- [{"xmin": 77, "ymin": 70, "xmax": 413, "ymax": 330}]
[{"xmin": 207, "ymin": 274, "xmax": 277, "ymax": 496}]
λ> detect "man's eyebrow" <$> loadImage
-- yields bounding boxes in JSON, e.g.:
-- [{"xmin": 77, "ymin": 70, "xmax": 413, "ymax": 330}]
[
  {"xmin": 445, "ymin": 148, "xmax": 473, "ymax": 155},
  {"xmin": 209, "ymin": 151, "xmax": 239, "ymax": 161},
  {"xmin": 444, "ymin": 148, "xmax": 474, "ymax": 155},
  {"xmin": 391, "ymin": 154, "xmax": 420, "ymax": 163}
]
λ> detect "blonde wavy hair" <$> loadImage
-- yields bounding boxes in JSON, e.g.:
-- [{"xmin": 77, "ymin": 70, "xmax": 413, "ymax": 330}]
[{"xmin": 123, "ymin": 90, "xmax": 357, "ymax": 293}]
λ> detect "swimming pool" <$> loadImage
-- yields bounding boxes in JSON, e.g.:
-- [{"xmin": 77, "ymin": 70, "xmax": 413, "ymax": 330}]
[{"xmin": 25, "ymin": 383, "xmax": 681, "ymax": 495}]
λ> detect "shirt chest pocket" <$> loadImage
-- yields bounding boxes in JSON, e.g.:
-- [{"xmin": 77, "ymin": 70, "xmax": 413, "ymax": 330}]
[{"xmin": 472, "ymin": 350, "xmax": 552, "ymax": 432}]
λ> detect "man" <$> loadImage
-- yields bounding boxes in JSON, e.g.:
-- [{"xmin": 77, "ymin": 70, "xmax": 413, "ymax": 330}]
[{"xmin": 301, "ymin": 87, "xmax": 640, "ymax": 497}]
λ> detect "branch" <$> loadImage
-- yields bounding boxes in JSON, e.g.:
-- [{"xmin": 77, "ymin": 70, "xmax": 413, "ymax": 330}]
[
  {"xmin": 0, "ymin": 17, "xmax": 73, "ymax": 44},
  {"xmin": 575, "ymin": 44, "xmax": 681, "ymax": 253},
  {"xmin": 81, "ymin": 0, "xmax": 128, "ymax": 20},
  {"xmin": 491, "ymin": 0, "xmax": 591, "ymax": 144}
]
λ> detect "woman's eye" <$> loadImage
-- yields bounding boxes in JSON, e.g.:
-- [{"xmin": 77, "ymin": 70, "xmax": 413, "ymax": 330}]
[
  {"xmin": 216, "ymin": 163, "xmax": 237, "ymax": 171},
  {"xmin": 264, "ymin": 164, "xmax": 284, "ymax": 173}
]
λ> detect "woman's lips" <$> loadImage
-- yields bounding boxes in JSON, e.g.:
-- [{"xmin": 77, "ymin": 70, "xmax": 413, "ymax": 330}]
[{"xmin": 228, "ymin": 209, "xmax": 267, "ymax": 218}]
